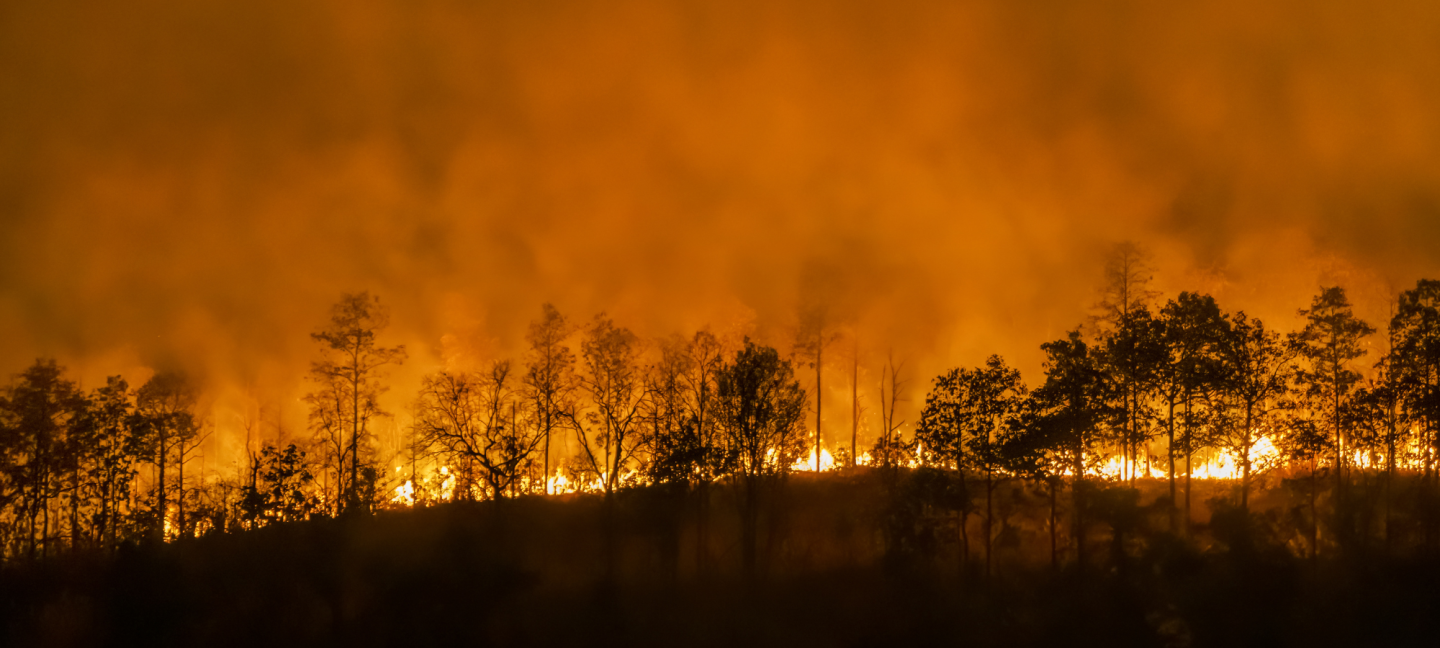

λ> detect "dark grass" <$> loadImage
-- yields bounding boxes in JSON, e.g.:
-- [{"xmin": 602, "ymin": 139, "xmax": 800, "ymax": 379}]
[{"xmin": 4, "ymin": 472, "xmax": 1440, "ymax": 647}]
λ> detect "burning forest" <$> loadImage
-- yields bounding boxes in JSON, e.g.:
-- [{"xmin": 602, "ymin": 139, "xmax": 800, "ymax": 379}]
[{"xmin": 4, "ymin": 0, "xmax": 1440, "ymax": 646}]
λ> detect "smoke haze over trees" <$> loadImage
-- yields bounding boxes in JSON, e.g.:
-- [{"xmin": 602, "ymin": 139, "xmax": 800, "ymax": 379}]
[
  {"xmin": 2, "ymin": 0, "xmax": 1439, "ymax": 451},
  {"xmin": 4, "ymin": 1, "xmax": 1440, "ymax": 644}
]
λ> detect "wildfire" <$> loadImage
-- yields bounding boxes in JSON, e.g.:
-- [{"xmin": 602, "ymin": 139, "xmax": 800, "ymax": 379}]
[
  {"xmin": 385, "ymin": 430, "xmax": 1405, "ymax": 511},
  {"xmin": 545, "ymin": 469, "xmax": 608, "ymax": 495},
  {"xmin": 791, "ymin": 447, "xmax": 837, "ymax": 472},
  {"xmin": 391, "ymin": 465, "xmax": 459, "ymax": 505},
  {"xmin": 1091, "ymin": 435, "xmax": 1285, "ymax": 480}
]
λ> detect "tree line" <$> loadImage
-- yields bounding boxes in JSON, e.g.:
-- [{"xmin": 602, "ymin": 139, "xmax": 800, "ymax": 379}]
[
  {"xmin": 911, "ymin": 246, "xmax": 1440, "ymax": 570},
  {"xmin": 4, "ymin": 245, "xmax": 1440, "ymax": 572}
]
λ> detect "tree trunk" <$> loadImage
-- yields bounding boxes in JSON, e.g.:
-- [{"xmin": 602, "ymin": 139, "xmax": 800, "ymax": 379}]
[
  {"xmin": 157, "ymin": 430, "xmax": 168, "ymax": 542},
  {"xmin": 1334, "ymin": 366, "xmax": 1344, "ymax": 542},
  {"xmin": 1049, "ymin": 478, "xmax": 1058, "ymax": 572},
  {"xmin": 985, "ymin": 467, "xmax": 993, "ymax": 578},
  {"xmin": 351, "ymin": 345, "xmax": 362, "ymax": 514},
  {"xmin": 177, "ymin": 446, "xmax": 186, "ymax": 538},
  {"xmin": 1310, "ymin": 456, "xmax": 1319, "ymax": 560},
  {"xmin": 41, "ymin": 466, "xmax": 50, "ymax": 558},
  {"xmin": 70, "ymin": 470, "xmax": 80, "ymax": 550},
  {"xmin": 957, "ymin": 458, "xmax": 969, "ymax": 572},
  {"xmin": 543, "ymin": 409, "xmax": 551, "ymax": 495},
  {"xmin": 1185, "ymin": 451, "xmax": 1192, "ymax": 535},
  {"xmin": 695, "ymin": 479, "xmax": 710, "ymax": 575},
  {"xmin": 1167, "ymin": 399, "xmax": 1177, "ymax": 532},
  {"xmin": 1242, "ymin": 407, "xmax": 1254, "ymax": 512},
  {"xmin": 603, "ymin": 489, "xmax": 617, "ymax": 582},
  {"xmin": 742, "ymin": 475, "xmax": 760, "ymax": 578},
  {"xmin": 25, "ymin": 481, "xmax": 36, "ymax": 559},
  {"xmin": 1074, "ymin": 445, "xmax": 1086, "ymax": 570},
  {"xmin": 815, "ymin": 343, "xmax": 822, "ymax": 471},
  {"xmin": 1183, "ymin": 393, "xmax": 1192, "ymax": 534},
  {"xmin": 840, "ymin": 347, "xmax": 852, "ymax": 469}
]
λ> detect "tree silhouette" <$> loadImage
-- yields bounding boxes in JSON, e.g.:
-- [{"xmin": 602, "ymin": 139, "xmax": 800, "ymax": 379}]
[
  {"xmin": 239, "ymin": 443, "xmax": 318, "ymax": 526},
  {"xmin": 1213, "ymin": 311, "xmax": 1295, "ymax": 511},
  {"xmin": 1292, "ymin": 286, "xmax": 1374, "ymax": 544},
  {"xmin": 569, "ymin": 314, "xmax": 647, "ymax": 497},
  {"xmin": 795, "ymin": 304, "xmax": 842, "ymax": 472},
  {"xmin": 1280, "ymin": 412, "xmax": 1329, "ymax": 559},
  {"xmin": 1003, "ymin": 396, "xmax": 1071, "ymax": 571},
  {"xmin": 414, "ymin": 362, "xmax": 541, "ymax": 500},
  {"xmin": 74, "ymin": 376, "xmax": 142, "ymax": 551},
  {"xmin": 136, "ymin": 371, "xmax": 200, "ymax": 542},
  {"xmin": 915, "ymin": 355, "xmax": 1026, "ymax": 576},
  {"xmin": 679, "ymin": 330, "xmax": 726, "ymax": 572},
  {"xmin": 1100, "ymin": 306, "xmax": 1164, "ymax": 486},
  {"xmin": 636, "ymin": 334, "xmax": 718, "ymax": 579},
  {"xmin": 713, "ymin": 339, "xmax": 807, "ymax": 576},
  {"xmin": 1092, "ymin": 241, "xmax": 1162, "ymax": 333},
  {"xmin": 1389, "ymin": 279, "xmax": 1440, "ymax": 545},
  {"xmin": 305, "ymin": 291, "xmax": 406, "ymax": 515},
  {"xmin": 1349, "ymin": 369, "xmax": 1405, "ymax": 550},
  {"xmin": 873, "ymin": 353, "xmax": 910, "ymax": 469},
  {"xmin": 1158, "ymin": 292, "xmax": 1228, "ymax": 530},
  {"xmin": 1031, "ymin": 331, "xmax": 1112, "ymax": 568},
  {"xmin": 523, "ymin": 303, "xmax": 576, "ymax": 495},
  {"xmin": 1093, "ymin": 242, "xmax": 1163, "ymax": 486},
  {"xmin": 0, "ymin": 359, "xmax": 86, "ymax": 558}
]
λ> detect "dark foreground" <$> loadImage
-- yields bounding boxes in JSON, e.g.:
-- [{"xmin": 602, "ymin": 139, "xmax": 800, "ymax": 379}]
[{"xmin": 4, "ymin": 478, "xmax": 1440, "ymax": 647}]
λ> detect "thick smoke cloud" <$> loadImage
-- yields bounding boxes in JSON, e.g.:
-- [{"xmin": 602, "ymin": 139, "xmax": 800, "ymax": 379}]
[{"xmin": 2, "ymin": 0, "xmax": 1439, "ymax": 453}]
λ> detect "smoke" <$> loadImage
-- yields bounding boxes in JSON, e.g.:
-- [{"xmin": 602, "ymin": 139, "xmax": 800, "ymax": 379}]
[{"xmin": 2, "ymin": 0, "xmax": 1439, "ymax": 455}]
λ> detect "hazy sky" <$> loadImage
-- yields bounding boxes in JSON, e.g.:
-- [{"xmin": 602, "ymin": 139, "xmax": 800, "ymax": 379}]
[{"xmin": 3, "ymin": 0, "xmax": 1439, "ymax": 451}]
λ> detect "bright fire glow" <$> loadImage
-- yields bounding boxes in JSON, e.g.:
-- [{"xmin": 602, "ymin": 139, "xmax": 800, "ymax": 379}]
[
  {"xmin": 791, "ymin": 447, "xmax": 836, "ymax": 472},
  {"xmin": 1091, "ymin": 435, "xmax": 1284, "ymax": 480}
]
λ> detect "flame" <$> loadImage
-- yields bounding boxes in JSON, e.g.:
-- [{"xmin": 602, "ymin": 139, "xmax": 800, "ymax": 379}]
[
  {"xmin": 391, "ymin": 479, "xmax": 415, "ymax": 506},
  {"xmin": 791, "ymin": 447, "xmax": 836, "ymax": 472},
  {"xmin": 1089, "ymin": 435, "xmax": 1284, "ymax": 480},
  {"xmin": 390, "ymin": 464, "xmax": 459, "ymax": 505},
  {"xmin": 545, "ymin": 468, "xmax": 610, "ymax": 494}
]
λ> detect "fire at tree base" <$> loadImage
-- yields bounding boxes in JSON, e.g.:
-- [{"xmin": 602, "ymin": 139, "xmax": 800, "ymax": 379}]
[{"xmin": 4, "ymin": 467, "xmax": 1440, "ymax": 648}]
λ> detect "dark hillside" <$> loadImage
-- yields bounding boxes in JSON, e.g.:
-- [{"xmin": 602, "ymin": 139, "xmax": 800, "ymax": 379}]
[{"xmin": 5, "ymin": 471, "xmax": 1440, "ymax": 647}]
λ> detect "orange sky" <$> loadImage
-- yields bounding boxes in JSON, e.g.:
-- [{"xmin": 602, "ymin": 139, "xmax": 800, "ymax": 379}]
[{"xmin": 2, "ymin": 0, "xmax": 1439, "ymax": 458}]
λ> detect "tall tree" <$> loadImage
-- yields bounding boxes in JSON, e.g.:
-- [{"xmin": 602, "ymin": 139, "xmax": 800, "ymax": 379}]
[
  {"xmin": 1030, "ymin": 331, "xmax": 1112, "ymax": 568},
  {"xmin": 1093, "ymin": 242, "xmax": 1162, "ymax": 485},
  {"xmin": 713, "ymin": 339, "xmax": 808, "ymax": 576},
  {"xmin": 135, "ymin": 371, "xmax": 199, "ymax": 542},
  {"xmin": 679, "ymin": 329, "xmax": 726, "ymax": 572},
  {"xmin": 570, "ymin": 314, "xmax": 648, "ymax": 498},
  {"xmin": 1213, "ymin": 312, "xmax": 1295, "ymax": 511},
  {"xmin": 1349, "ymin": 371, "xmax": 1405, "ymax": 550},
  {"xmin": 1101, "ymin": 307, "xmax": 1164, "ymax": 486},
  {"xmin": 306, "ymin": 292, "xmax": 407, "ymax": 515},
  {"xmin": 636, "ymin": 335, "xmax": 715, "ymax": 580},
  {"xmin": 524, "ymin": 303, "xmax": 576, "ymax": 495},
  {"xmin": 238, "ymin": 443, "xmax": 318, "ymax": 526},
  {"xmin": 1389, "ymin": 279, "xmax": 1440, "ymax": 545},
  {"xmin": 795, "ymin": 303, "xmax": 841, "ymax": 472},
  {"xmin": 1280, "ymin": 413, "xmax": 1329, "ymax": 559},
  {"xmin": 1092, "ymin": 241, "xmax": 1162, "ymax": 332},
  {"xmin": 873, "ymin": 354, "xmax": 909, "ymax": 468},
  {"xmin": 0, "ymin": 359, "xmax": 86, "ymax": 558},
  {"xmin": 1002, "ymin": 397, "xmax": 1070, "ymax": 571},
  {"xmin": 1291, "ymin": 286, "xmax": 1374, "ymax": 522},
  {"xmin": 1158, "ymin": 292, "xmax": 1228, "ymax": 530},
  {"xmin": 74, "ymin": 376, "xmax": 142, "ymax": 552},
  {"xmin": 415, "ymin": 362, "xmax": 541, "ymax": 500},
  {"xmin": 850, "ymin": 337, "xmax": 864, "ymax": 468},
  {"xmin": 915, "ymin": 355, "xmax": 1026, "ymax": 577}
]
